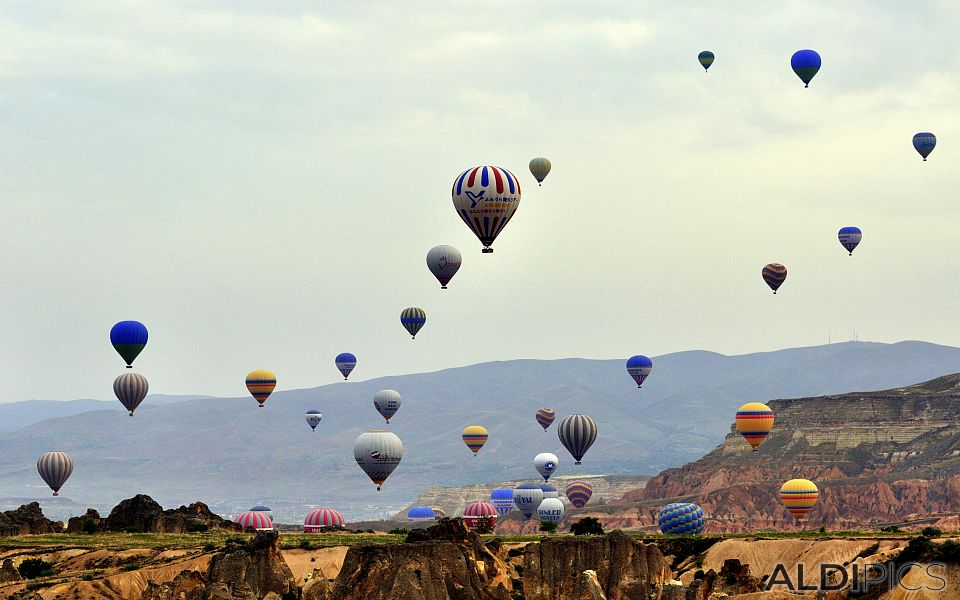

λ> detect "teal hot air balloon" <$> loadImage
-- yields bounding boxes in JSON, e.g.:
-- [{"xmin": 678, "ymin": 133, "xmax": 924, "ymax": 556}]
[
  {"xmin": 698, "ymin": 51, "xmax": 715, "ymax": 72},
  {"xmin": 528, "ymin": 157, "xmax": 551, "ymax": 186}
]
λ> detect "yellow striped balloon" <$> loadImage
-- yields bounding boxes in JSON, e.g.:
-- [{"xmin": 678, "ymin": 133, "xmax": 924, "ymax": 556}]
[
  {"xmin": 779, "ymin": 478, "xmax": 819, "ymax": 520},
  {"xmin": 528, "ymin": 157, "xmax": 551, "ymax": 186},
  {"xmin": 245, "ymin": 369, "xmax": 277, "ymax": 407},
  {"xmin": 462, "ymin": 425, "xmax": 488, "ymax": 456},
  {"xmin": 735, "ymin": 402, "xmax": 775, "ymax": 450}
]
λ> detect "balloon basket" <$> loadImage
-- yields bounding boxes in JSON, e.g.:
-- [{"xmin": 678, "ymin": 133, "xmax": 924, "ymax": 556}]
[
  {"xmin": 575, "ymin": 461, "xmax": 582, "ymax": 465},
  {"xmin": 482, "ymin": 248, "xmax": 493, "ymax": 254}
]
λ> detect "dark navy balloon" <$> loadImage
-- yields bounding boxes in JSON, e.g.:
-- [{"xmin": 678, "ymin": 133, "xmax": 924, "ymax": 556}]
[
  {"xmin": 913, "ymin": 132, "xmax": 936, "ymax": 161},
  {"xmin": 335, "ymin": 352, "xmax": 357, "ymax": 380},
  {"xmin": 110, "ymin": 321, "xmax": 148, "ymax": 368},
  {"xmin": 698, "ymin": 51, "xmax": 715, "ymax": 72},
  {"xmin": 657, "ymin": 502, "xmax": 706, "ymax": 534},
  {"xmin": 626, "ymin": 355, "xmax": 653, "ymax": 388},
  {"xmin": 838, "ymin": 227, "xmax": 862, "ymax": 256},
  {"xmin": 791, "ymin": 49, "xmax": 821, "ymax": 87}
]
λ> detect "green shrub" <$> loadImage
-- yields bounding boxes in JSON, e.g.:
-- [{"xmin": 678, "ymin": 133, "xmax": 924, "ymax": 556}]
[
  {"xmin": 298, "ymin": 538, "xmax": 312, "ymax": 550},
  {"xmin": 899, "ymin": 535, "xmax": 934, "ymax": 563},
  {"xmin": 539, "ymin": 521, "xmax": 558, "ymax": 534},
  {"xmin": 18, "ymin": 559, "xmax": 54, "ymax": 579},
  {"xmin": 879, "ymin": 526, "xmax": 903, "ymax": 533},
  {"xmin": 82, "ymin": 519, "xmax": 98, "ymax": 534},
  {"xmin": 186, "ymin": 522, "xmax": 209, "ymax": 533},
  {"xmin": 570, "ymin": 517, "xmax": 605, "ymax": 536},
  {"xmin": 202, "ymin": 543, "xmax": 217, "ymax": 552},
  {"xmin": 388, "ymin": 528, "xmax": 408, "ymax": 535},
  {"xmin": 122, "ymin": 526, "xmax": 140, "ymax": 534},
  {"xmin": 121, "ymin": 563, "xmax": 140, "ymax": 572},
  {"xmin": 921, "ymin": 526, "xmax": 942, "ymax": 538},
  {"xmin": 935, "ymin": 539, "xmax": 960, "ymax": 564}
]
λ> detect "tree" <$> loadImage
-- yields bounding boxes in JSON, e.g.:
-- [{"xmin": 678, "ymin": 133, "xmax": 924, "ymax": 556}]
[
  {"xmin": 18, "ymin": 559, "xmax": 54, "ymax": 579},
  {"xmin": 539, "ymin": 521, "xmax": 558, "ymax": 534},
  {"xmin": 570, "ymin": 517, "xmax": 605, "ymax": 536}
]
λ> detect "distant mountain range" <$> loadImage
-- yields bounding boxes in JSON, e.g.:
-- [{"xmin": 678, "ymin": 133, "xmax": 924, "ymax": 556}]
[
  {"xmin": 0, "ymin": 395, "xmax": 210, "ymax": 434},
  {"xmin": 1, "ymin": 340, "xmax": 959, "ymax": 523}
]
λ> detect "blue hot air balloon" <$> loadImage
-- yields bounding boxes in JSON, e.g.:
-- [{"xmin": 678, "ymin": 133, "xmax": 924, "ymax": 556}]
[
  {"xmin": 838, "ymin": 227, "xmax": 862, "ymax": 256},
  {"xmin": 110, "ymin": 321, "xmax": 148, "ymax": 368},
  {"xmin": 490, "ymin": 489, "xmax": 515, "ymax": 515},
  {"xmin": 626, "ymin": 355, "xmax": 653, "ymax": 388},
  {"xmin": 407, "ymin": 506, "xmax": 436, "ymax": 521},
  {"xmin": 791, "ymin": 49, "xmax": 821, "ymax": 87},
  {"xmin": 913, "ymin": 133, "xmax": 936, "ymax": 161},
  {"xmin": 335, "ymin": 353, "xmax": 356, "ymax": 380},
  {"xmin": 657, "ymin": 502, "xmax": 706, "ymax": 534}
]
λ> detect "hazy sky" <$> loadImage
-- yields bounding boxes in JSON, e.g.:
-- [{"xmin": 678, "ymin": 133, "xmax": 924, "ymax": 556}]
[{"xmin": 2, "ymin": 1, "xmax": 960, "ymax": 401}]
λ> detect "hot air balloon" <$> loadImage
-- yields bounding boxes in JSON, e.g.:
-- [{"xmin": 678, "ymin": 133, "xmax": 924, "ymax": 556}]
[
  {"xmin": 335, "ymin": 353, "xmax": 356, "ymax": 380},
  {"xmin": 37, "ymin": 451, "xmax": 73, "ymax": 496},
  {"xmin": 780, "ymin": 479, "xmax": 819, "ymax": 521},
  {"xmin": 304, "ymin": 508, "xmax": 344, "ymax": 531},
  {"xmin": 791, "ymin": 49, "xmax": 821, "ymax": 87},
  {"xmin": 512, "ymin": 484, "xmax": 544, "ymax": 519},
  {"xmin": 452, "ymin": 165, "xmax": 521, "ymax": 253},
  {"xmin": 235, "ymin": 511, "xmax": 273, "ymax": 530},
  {"xmin": 534, "ymin": 452, "xmax": 559, "ymax": 482},
  {"xmin": 564, "ymin": 481, "xmax": 594, "ymax": 508},
  {"xmin": 354, "ymin": 430, "xmax": 403, "ymax": 491},
  {"xmin": 537, "ymin": 497, "xmax": 565, "ymax": 524},
  {"xmin": 426, "ymin": 245, "xmax": 462, "ymax": 289},
  {"xmin": 249, "ymin": 505, "xmax": 272, "ymax": 516},
  {"xmin": 430, "ymin": 506, "xmax": 446, "ymax": 519},
  {"xmin": 735, "ymin": 402, "xmax": 775, "ymax": 451},
  {"xmin": 245, "ymin": 369, "xmax": 276, "ymax": 407},
  {"xmin": 698, "ymin": 51, "xmax": 715, "ymax": 72},
  {"xmin": 407, "ymin": 507, "xmax": 437, "ymax": 521},
  {"xmin": 535, "ymin": 408, "xmax": 556, "ymax": 431},
  {"xmin": 528, "ymin": 157, "xmax": 551, "ymax": 186},
  {"xmin": 558, "ymin": 414, "xmax": 597, "ymax": 465},
  {"xmin": 539, "ymin": 484, "xmax": 559, "ymax": 499},
  {"xmin": 913, "ymin": 132, "xmax": 936, "ymax": 161},
  {"xmin": 462, "ymin": 501, "xmax": 497, "ymax": 531},
  {"xmin": 113, "ymin": 372, "xmax": 148, "ymax": 416},
  {"xmin": 657, "ymin": 502, "xmax": 706, "ymax": 534},
  {"xmin": 626, "ymin": 355, "xmax": 653, "ymax": 388},
  {"xmin": 305, "ymin": 410, "xmax": 323, "ymax": 431},
  {"xmin": 462, "ymin": 426, "xmax": 488, "ymax": 456},
  {"xmin": 490, "ymin": 489, "xmax": 515, "ymax": 515},
  {"xmin": 373, "ymin": 390, "xmax": 402, "ymax": 423},
  {"xmin": 838, "ymin": 227, "xmax": 862, "ymax": 256},
  {"xmin": 110, "ymin": 320, "xmax": 148, "ymax": 368},
  {"xmin": 401, "ymin": 307, "xmax": 426, "ymax": 339},
  {"xmin": 762, "ymin": 263, "xmax": 787, "ymax": 294}
]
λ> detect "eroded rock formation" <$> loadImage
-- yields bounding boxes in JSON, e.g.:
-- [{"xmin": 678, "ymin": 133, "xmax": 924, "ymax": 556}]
[
  {"xmin": 98, "ymin": 494, "xmax": 241, "ymax": 533},
  {"xmin": 0, "ymin": 502, "xmax": 63, "ymax": 536}
]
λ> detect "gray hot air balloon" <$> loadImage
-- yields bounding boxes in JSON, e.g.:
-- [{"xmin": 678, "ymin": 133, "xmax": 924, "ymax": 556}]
[
  {"xmin": 534, "ymin": 452, "xmax": 559, "ymax": 482},
  {"xmin": 512, "ymin": 483, "xmax": 544, "ymax": 519},
  {"xmin": 113, "ymin": 372, "xmax": 148, "ymax": 416},
  {"xmin": 426, "ymin": 245, "xmax": 462, "ymax": 290},
  {"xmin": 373, "ymin": 390, "xmax": 402, "ymax": 423},
  {"xmin": 354, "ymin": 430, "xmax": 403, "ymax": 491},
  {"xmin": 305, "ymin": 410, "xmax": 322, "ymax": 431},
  {"xmin": 558, "ymin": 414, "xmax": 598, "ymax": 465},
  {"xmin": 537, "ymin": 497, "xmax": 565, "ymax": 523},
  {"xmin": 37, "ymin": 451, "xmax": 73, "ymax": 496}
]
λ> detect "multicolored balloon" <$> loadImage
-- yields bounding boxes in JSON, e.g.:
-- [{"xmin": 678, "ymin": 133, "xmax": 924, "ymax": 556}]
[
  {"xmin": 401, "ymin": 307, "xmax": 426, "ymax": 339},
  {"xmin": 838, "ymin": 227, "xmax": 862, "ymax": 256},
  {"xmin": 407, "ymin": 507, "xmax": 437, "ymax": 521},
  {"xmin": 534, "ymin": 452, "xmax": 559, "ymax": 481},
  {"xmin": 305, "ymin": 410, "xmax": 322, "ymax": 431},
  {"xmin": 235, "ymin": 511, "xmax": 273, "ymax": 530},
  {"xmin": 373, "ymin": 389, "xmax": 402, "ymax": 423},
  {"xmin": 430, "ymin": 506, "xmax": 446, "ymax": 519},
  {"xmin": 462, "ymin": 501, "xmax": 497, "ymax": 531},
  {"xmin": 791, "ymin": 49, "xmax": 821, "ymax": 87},
  {"xmin": 245, "ymin": 369, "xmax": 276, "ymax": 407},
  {"xmin": 37, "ymin": 451, "xmax": 73, "ymax": 496},
  {"xmin": 426, "ymin": 245, "xmax": 462, "ymax": 289},
  {"xmin": 452, "ymin": 165, "xmax": 521, "ymax": 253},
  {"xmin": 528, "ymin": 157, "xmax": 551, "ymax": 186},
  {"xmin": 735, "ymin": 402, "xmax": 774, "ymax": 451},
  {"xmin": 110, "ymin": 320, "xmax": 148, "ymax": 368},
  {"xmin": 490, "ymin": 489, "xmax": 515, "ymax": 515},
  {"xmin": 113, "ymin": 372, "xmax": 148, "ymax": 416},
  {"xmin": 564, "ymin": 481, "xmax": 594, "ymax": 508},
  {"xmin": 698, "ymin": 51, "xmax": 715, "ymax": 72},
  {"xmin": 913, "ymin": 132, "xmax": 936, "ymax": 161},
  {"xmin": 304, "ymin": 509, "xmax": 344, "ymax": 531},
  {"xmin": 462, "ymin": 426, "xmax": 488, "ymax": 456},
  {"xmin": 512, "ymin": 484, "xmax": 544, "ymax": 519},
  {"xmin": 535, "ymin": 408, "xmax": 556, "ymax": 431},
  {"xmin": 558, "ymin": 414, "xmax": 597, "ymax": 465},
  {"xmin": 537, "ymin": 497, "xmax": 565, "ymax": 523},
  {"xmin": 657, "ymin": 502, "xmax": 706, "ymax": 534},
  {"xmin": 762, "ymin": 263, "xmax": 787, "ymax": 294},
  {"xmin": 626, "ymin": 355, "xmax": 653, "ymax": 388},
  {"xmin": 335, "ymin": 353, "xmax": 356, "ymax": 380},
  {"xmin": 780, "ymin": 478, "xmax": 819, "ymax": 520},
  {"xmin": 354, "ymin": 430, "xmax": 403, "ymax": 491}
]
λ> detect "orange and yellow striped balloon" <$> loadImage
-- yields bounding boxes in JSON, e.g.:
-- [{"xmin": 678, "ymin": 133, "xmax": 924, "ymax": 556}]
[
  {"xmin": 779, "ymin": 478, "xmax": 819, "ymax": 520},
  {"xmin": 245, "ymin": 369, "xmax": 277, "ymax": 407},
  {"xmin": 462, "ymin": 425, "xmax": 488, "ymax": 456},
  {"xmin": 735, "ymin": 402, "xmax": 775, "ymax": 450}
]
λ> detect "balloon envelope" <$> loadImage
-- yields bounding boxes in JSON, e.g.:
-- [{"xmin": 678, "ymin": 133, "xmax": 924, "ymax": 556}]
[
  {"xmin": 452, "ymin": 166, "xmax": 521, "ymax": 253},
  {"xmin": 407, "ymin": 506, "xmax": 437, "ymax": 521},
  {"xmin": 558, "ymin": 414, "xmax": 598, "ymax": 465},
  {"xmin": 535, "ymin": 408, "xmax": 556, "ymax": 431},
  {"xmin": 304, "ymin": 508, "xmax": 344, "ymax": 531},
  {"xmin": 791, "ymin": 49, "xmax": 821, "ymax": 87},
  {"xmin": 838, "ymin": 227, "xmax": 862, "ymax": 256},
  {"xmin": 110, "ymin": 321, "xmax": 148, "ymax": 368},
  {"xmin": 762, "ymin": 263, "xmax": 787, "ymax": 294},
  {"xmin": 528, "ymin": 157, "xmax": 551, "ymax": 185},
  {"xmin": 538, "ymin": 497, "xmax": 566, "ymax": 523},
  {"xmin": 512, "ymin": 484, "xmax": 544, "ymax": 519},
  {"xmin": 462, "ymin": 501, "xmax": 497, "ymax": 531},
  {"xmin": 373, "ymin": 390, "xmax": 402, "ymax": 423},
  {"xmin": 698, "ymin": 50, "xmax": 715, "ymax": 71},
  {"xmin": 305, "ymin": 410, "xmax": 322, "ymax": 431},
  {"xmin": 113, "ymin": 372, "xmax": 148, "ymax": 416},
  {"xmin": 657, "ymin": 502, "xmax": 706, "ymax": 534},
  {"xmin": 780, "ymin": 479, "xmax": 819, "ymax": 520},
  {"xmin": 401, "ymin": 307, "xmax": 426, "ymax": 339},
  {"xmin": 735, "ymin": 402, "xmax": 774, "ymax": 450},
  {"xmin": 462, "ymin": 426, "xmax": 488, "ymax": 455},
  {"xmin": 565, "ymin": 481, "xmax": 594, "ymax": 508},
  {"xmin": 626, "ymin": 355, "xmax": 653, "ymax": 388},
  {"xmin": 354, "ymin": 430, "xmax": 403, "ymax": 491},
  {"xmin": 335, "ymin": 353, "xmax": 356, "ymax": 380},
  {"xmin": 235, "ymin": 511, "xmax": 273, "ymax": 530},
  {"xmin": 426, "ymin": 245, "xmax": 462, "ymax": 289},
  {"xmin": 534, "ymin": 452, "xmax": 559, "ymax": 481},
  {"xmin": 913, "ymin": 132, "xmax": 936, "ymax": 160},
  {"xmin": 37, "ymin": 451, "xmax": 74, "ymax": 496},
  {"xmin": 245, "ymin": 369, "xmax": 276, "ymax": 406},
  {"xmin": 490, "ymin": 489, "xmax": 515, "ymax": 515}
]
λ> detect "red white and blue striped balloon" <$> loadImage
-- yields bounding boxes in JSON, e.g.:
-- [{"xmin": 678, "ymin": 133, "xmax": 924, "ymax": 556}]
[
  {"xmin": 335, "ymin": 353, "xmax": 356, "ymax": 380},
  {"xmin": 37, "ymin": 451, "xmax": 73, "ymax": 496},
  {"xmin": 452, "ymin": 166, "xmax": 521, "ymax": 253},
  {"xmin": 626, "ymin": 355, "xmax": 653, "ymax": 388},
  {"xmin": 490, "ymin": 489, "xmax": 515, "ymax": 515},
  {"xmin": 304, "ymin": 508, "xmax": 344, "ymax": 531},
  {"xmin": 113, "ymin": 372, "xmax": 149, "ymax": 416},
  {"xmin": 838, "ymin": 227, "xmax": 862, "ymax": 256},
  {"xmin": 235, "ymin": 511, "xmax": 273, "ymax": 530}
]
